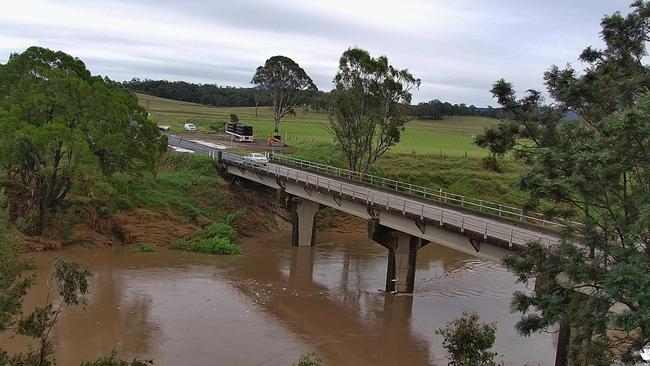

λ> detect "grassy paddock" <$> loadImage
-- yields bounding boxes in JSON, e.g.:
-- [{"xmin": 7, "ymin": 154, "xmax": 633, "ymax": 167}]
[
  {"xmin": 137, "ymin": 93, "xmax": 496, "ymax": 157},
  {"xmin": 136, "ymin": 93, "xmax": 532, "ymax": 207},
  {"xmin": 292, "ymin": 144, "xmax": 529, "ymax": 207}
]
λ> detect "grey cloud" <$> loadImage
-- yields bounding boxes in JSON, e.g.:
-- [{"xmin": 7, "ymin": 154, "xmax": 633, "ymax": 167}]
[{"xmin": 0, "ymin": 0, "xmax": 630, "ymax": 105}]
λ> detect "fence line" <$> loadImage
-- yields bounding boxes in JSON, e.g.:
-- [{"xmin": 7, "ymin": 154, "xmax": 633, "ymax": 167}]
[
  {"xmin": 213, "ymin": 151, "xmax": 561, "ymax": 248},
  {"xmin": 268, "ymin": 153, "xmax": 581, "ymax": 229}
]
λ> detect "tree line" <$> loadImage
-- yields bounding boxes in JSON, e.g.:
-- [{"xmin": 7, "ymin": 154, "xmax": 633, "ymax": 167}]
[
  {"xmin": 123, "ymin": 78, "xmax": 504, "ymax": 120},
  {"xmin": 121, "ymin": 78, "xmax": 269, "ymax": 107},
  {"xmin": 410, "ymin": 100, "xmax": 505, "ymax": 119}
]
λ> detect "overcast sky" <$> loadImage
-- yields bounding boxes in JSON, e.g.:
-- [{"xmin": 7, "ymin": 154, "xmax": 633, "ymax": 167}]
[{"xmin": 0, "ymin": 0, "xmax": 630, "ymax": 105}]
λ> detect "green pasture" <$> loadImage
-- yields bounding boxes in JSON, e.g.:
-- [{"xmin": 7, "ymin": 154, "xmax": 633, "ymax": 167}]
[{"xmin": 137, "ymin": 93, "xmax": 497, "ymax": 157}]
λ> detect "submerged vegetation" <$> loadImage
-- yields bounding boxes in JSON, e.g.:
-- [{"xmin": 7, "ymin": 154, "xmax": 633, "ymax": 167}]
[
  {"xmin": 170, "ymin": 223, "xmax": 240, "ymax": 255},
  {"xmin": 130, "ymin": 244, "xmax": 156, "ymax": 253}
]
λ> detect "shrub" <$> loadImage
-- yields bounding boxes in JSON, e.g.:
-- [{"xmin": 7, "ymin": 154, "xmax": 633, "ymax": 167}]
[
  {"xmin": 435, "ymin": 311, "xmax": 499, "ymax": 366},
  {"xmin": 170, "ymin": 237, "xmax": 240, "ymax": 255},
  {"xmin": 195, "ymin": 223, "xmax": 237, "ymax": 242},
  {"xmin": 481, "ymin": 155, "xmax": 503, "ymax": 173},
  {"xmin": 292, "ymin": 352, "xmax": 324, "ymax": 366},
  {"xmin": 130, "ymin": 244, "xmax": 156, "ymax": 253},
  {"xmin": 208, "ymin": 120, "xmax": 227, "ymax": 133},
  {"xmin": 169, "ymin": 222, "xmax": 240, "ymax": 255}
]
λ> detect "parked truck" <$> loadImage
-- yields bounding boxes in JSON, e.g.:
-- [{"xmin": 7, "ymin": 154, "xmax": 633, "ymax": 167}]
[{"xmin": 225, "ymin": 122, "xmax": 253, "ymax": 142}]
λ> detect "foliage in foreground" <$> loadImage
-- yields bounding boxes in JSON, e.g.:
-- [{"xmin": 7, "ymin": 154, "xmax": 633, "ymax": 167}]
[
  {"xmin": 79, "ymin": 350, "xmax": 152, "ymax": 366},
  {"xmin": 0, "ymin": 225, "xmax": 143, "ymax": 365},
  {"xmin": 476, "ymin": 1, "xmax": 650, "ymax": 364},
  {"xmin": 292, "ymin": 352, "xmax": 324, "ymax": 366},
  {"xmin": 170, "ymin": 223, "xmax": 240, "ymax": 255},
  {"xmin": 435, "ymin": 312, "xmax": 499, "ymax": 366}
]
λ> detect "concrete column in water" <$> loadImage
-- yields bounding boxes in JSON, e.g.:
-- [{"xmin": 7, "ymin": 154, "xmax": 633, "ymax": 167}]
[
  {"xmin": 368, "ymin": 220, "xmax": 428, "ymax": 293},
  {"xmin": 289, "ymin": 198, "xmax": 321, "ymax": 247}
]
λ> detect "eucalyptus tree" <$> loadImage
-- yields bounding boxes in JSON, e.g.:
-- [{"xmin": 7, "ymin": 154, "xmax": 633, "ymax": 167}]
[
  {"xmin": 475, "ymin": 2, "xmax": 650, "ymax": 364},
  {"xmin": 329, "ymin": 48, "xmax": 420, "ymax": 173},
  {"xmin": 0, "ymin": 47, "xmax": 166, "ymax": 234},
  {"xmin": 251, "ymin": 56, "xmax": 317, "ymax": 135}
]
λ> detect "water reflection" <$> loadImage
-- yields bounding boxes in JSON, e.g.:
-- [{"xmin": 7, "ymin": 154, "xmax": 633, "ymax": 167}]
[
  {"xmin": 3, "ymin": 231, "xmax": 555, "ymax": 366},
  {"xmin": 229, "ymin": 242, "xmax": 432, "ymax": 365}
]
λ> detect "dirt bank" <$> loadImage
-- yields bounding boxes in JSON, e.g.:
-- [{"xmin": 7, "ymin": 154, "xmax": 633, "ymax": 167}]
[{"xmin": 18, "ymin": 178, "xmax": 364, "ymax": 253}]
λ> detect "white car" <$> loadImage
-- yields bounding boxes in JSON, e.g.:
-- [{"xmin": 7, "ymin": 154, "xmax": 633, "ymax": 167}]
[
  {"xmin": 244, "ymin": 152, "xmax": 269, "ymax": 166},
  {"xmin": 184, "ymin": 123, "xmax": 197, "ymax": 132}
]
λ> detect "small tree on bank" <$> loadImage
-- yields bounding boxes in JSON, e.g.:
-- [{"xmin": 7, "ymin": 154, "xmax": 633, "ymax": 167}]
[
  {"xmin": 0, "ymin": 217, "xmax": 150, "ymax": 365},
  {"xmin": 435, "ymin": 312, "xmax": 499, "ymax": 366},
  {"xmin": 328, "ymin": 48, "xmax": 420, "ymax": 173},
  {"xmin": 251, "ymin": 56, "xmax": 317, "ymax": 135}
]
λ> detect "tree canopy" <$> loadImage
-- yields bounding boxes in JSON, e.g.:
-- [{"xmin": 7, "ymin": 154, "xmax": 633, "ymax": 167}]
[
  {"xmin": 329, "ymin": 47, "xmax": 420, "ymax": 173},
  {"xmin": 475, "ymin": 1, "xmax": 650, "ymax": 364},
  {"xmin": 251, "ymin": 55, "xmax": 317, "ymax": 134},
  {"xmin": 0, "ymin": 46, "xmax": 166, "ymax": 234},
  {"xmin": 123, "ymin": 78, "xmax": 269, "ymax": 108},
  {"xmin": 435, "ymin": 312, "xmax": 499, "ymax": 366},
  {"xmin": 411, "ymin": 100, "xmax": 504, "ymax": 120}
]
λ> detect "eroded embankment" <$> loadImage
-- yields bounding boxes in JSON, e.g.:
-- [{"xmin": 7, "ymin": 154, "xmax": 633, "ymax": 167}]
[{"xmin": 17, "ymin": 153, "xmax": 364, "ymax": 253}]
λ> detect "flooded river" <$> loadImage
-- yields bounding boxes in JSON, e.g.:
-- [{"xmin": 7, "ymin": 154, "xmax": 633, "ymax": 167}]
[{"xmin": 5, "ymin": 231, "xmax": 556, "ymax": 365}]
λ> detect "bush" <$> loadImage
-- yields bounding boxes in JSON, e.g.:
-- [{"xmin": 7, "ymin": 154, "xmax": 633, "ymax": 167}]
[
  {"xmin": 169, "ymin": 222, "xmax": 240, "ymax": 255},
  {"xmin": 170, "ymin": 236, "xmax": 240, "ymax": 255},
  {"xmin": 80, "ymin": 350, "xmax": 152, "ymax": 366},
  {"xmin": 481, "ymin": 155, "xmax": 503, "ymax": 173},
  {"xmin": 292, "ymin": 352, "xmax": 324, "ymax": 366},
  {"xmin": 435, "ymin": 311, "xmax": 499, "ymax": 366},
  {"xmin": 195, "ymin": 223, "xmax": 237, "ymax": 242},
  {"xmin": 208, "ymin": 120, "xmax": 227, "ymax": 133},
  {"xmin": 130, "ymin": 244, "xmax": 156, "ymax": 253}
]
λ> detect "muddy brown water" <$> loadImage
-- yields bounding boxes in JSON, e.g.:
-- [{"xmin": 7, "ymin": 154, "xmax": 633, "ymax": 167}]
[{"xmin": 4, "ymin": 231, "xmax": 556, "ymax": 365}]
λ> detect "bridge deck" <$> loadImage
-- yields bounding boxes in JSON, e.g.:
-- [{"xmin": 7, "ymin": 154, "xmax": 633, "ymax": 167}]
[{"xmin": 168, "ymin": 136, "xmax": 562, "ymax": 250}]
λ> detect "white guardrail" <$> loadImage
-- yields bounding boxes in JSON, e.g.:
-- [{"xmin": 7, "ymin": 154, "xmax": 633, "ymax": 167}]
[
  {"xmin": 269, "ymin": 154, "xmax": 580, "ymax": 229},
  {"xmin": 212, "ymin": 151, "xmax": 562, "ymax": 249}
]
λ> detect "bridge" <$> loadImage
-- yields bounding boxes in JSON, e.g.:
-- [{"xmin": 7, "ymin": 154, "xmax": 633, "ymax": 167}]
[{"xmin": 168, "ymin": 135, "xmax": 567, "ymax": 294}]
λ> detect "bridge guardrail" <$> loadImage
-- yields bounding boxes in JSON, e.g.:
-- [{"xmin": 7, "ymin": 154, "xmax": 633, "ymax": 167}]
[
  {"xmin": 215, "ymin": 151, "xmax": 562, "ymax": 248},
  {"xmin": 268, "ymin": 153, "xmax": 580, "ymax": 230}
]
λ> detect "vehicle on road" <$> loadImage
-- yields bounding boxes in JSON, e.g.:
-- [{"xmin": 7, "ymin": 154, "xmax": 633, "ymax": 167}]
[
  {"xmin": 184, "ymin": 123, "xmax": 197, "ymax": 132},
  {"xmin": 244, "ymin": 152, "xmax": 269, "ymax": 166}
]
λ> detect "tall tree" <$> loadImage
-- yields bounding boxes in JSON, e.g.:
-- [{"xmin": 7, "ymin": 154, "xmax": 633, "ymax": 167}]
[
  {"xmin": 251, "ymin": 56, "xmax": 317, "ymax": 135},
  {"xmin": 0, "ymin": 47, "xmax": 167, "ymax": 234},
  {"xmin": 329, "ymin": 48, "xmax": 420, "ymax": 173},
  {"xmin": 475, "ymin": 2, "xmax": 650, "ymax": 364}
]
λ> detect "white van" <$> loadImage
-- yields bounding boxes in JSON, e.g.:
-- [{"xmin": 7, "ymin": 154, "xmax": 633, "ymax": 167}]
[{"xmin": 184, "ymin": 123, "xmax": 197, "ymax": 132}]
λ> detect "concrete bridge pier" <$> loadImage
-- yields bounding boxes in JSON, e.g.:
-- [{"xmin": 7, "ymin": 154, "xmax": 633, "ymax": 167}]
[
  {"xmin": 368, "ymin": 220, "xmax": 430, "ymax": 293},
  {"xmin": 288, "ymin": 197, "xmax": 321, "ymax": 247},
  {"xmin": 289, "ymin": 247, "xmax": 315, "ymax": 289}
]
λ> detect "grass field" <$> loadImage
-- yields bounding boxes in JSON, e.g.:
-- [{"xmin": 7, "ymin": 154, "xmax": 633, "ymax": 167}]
[
  {"xmin": 137, "ymin": 93, "xmax": 497, "ymax": 157},
  {"xmin": 136, "ymin": 92, "xmax": 533, "ymax": 207}
]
